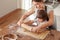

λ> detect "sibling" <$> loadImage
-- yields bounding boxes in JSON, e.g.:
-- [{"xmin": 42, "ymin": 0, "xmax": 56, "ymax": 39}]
[{"xmin": 32, "ymin": 10, "xmax": 48, "ymax": 26}]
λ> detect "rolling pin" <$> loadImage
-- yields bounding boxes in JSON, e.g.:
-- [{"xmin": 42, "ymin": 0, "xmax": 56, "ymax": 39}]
[{"xmin": 21, "ymin": 24, "xmax": 32, "ymax": 31}]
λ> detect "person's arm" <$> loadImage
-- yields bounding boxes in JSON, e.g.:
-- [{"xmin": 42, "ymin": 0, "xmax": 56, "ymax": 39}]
[
  {"xmin": 17, "ymin": 6, "xmax": 35, "ymax": 26},
  {"xmin": 38, "ymin": 6, "xmax": 54, "ymax": 28},
  {"xmin": 39, "ymin": 10, "xmax": 54, "ymax": 29}
]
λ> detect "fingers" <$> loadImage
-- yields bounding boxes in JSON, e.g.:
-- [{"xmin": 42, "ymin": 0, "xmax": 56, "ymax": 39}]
[
  {"xmin": 31, "ymin": 27, "xmax": 37, "ymax": 33},
  {"xmin": 17, "ymin": 21, "xmax": 21, "ymax": 26},
  {"xmin": 17, "ymin": 21, "xmax": 23, "ymax": 27},
  {"xmin": 31, "ymin": 27, "xmax": 43, "ymax": 33}
]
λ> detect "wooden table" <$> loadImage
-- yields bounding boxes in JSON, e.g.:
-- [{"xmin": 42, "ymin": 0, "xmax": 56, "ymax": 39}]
[
  {"xmin": 17, "ymin": 30, "xmax": 60, "ymax": 40},
  {"xmin": 0, "ymin": 9, "xmax": 60, "ymax": 40},
  {"xmin": 0, "ymin": 28, "xmax": 60, "ymax": 40},
  {"xmin": 0, "ymin": 27, "xmax": 60, "ymax": 40}
]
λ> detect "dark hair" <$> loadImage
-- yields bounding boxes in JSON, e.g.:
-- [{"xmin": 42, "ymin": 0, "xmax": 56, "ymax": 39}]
[
  {"xmin": 32, "ymin": 0, "xmax": 43, "ymax": 2},
  {"xmin": 37, "ymin": 10, "xmax": 48, "ymax": 21}
]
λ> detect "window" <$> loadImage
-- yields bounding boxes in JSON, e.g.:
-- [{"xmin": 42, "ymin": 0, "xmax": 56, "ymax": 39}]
[{"xmin": 22, "ymin": 0, "xmax": 32, "ymax": 10}]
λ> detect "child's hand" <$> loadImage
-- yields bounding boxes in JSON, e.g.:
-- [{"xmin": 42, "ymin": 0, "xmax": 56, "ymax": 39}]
[
  {"xmin": 31, "ymin": 27, "xmax": 38, "ymax": 33},
  {"xmin": 17, "ymin": 20, "xmax": 24, "ymax": 26},
  {"xmin": 31, "ymin": 27, "xmax": 43, "ymax": 33}
]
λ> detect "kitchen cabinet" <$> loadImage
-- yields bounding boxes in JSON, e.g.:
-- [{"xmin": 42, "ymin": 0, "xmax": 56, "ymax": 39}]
[{"xmin": 54, "ymin": 4, "xmax": 60, "ymax": 31}]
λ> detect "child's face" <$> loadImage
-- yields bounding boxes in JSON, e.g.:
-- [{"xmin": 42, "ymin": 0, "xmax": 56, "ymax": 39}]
[{"xmin": 37, "ymin": 18, "xmax": 43, "ymax": 22}]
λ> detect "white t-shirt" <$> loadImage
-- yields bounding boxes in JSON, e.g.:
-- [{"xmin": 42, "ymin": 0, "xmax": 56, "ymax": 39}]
[
  {"xmin": 32, "ymin": 18, "xmax": 47, "ymax": 26},
  {"xmin": 26, "ymin": 5, "xmax": 53, "ymax": 20}
]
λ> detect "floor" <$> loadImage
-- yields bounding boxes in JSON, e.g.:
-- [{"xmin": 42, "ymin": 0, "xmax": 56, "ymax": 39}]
[{"xmin": 0, "ymin": 9, "xmax": 60, "ymax": 40}]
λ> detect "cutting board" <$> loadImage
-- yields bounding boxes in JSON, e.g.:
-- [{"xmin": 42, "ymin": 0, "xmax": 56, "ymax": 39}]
[{"xmin": 17, "ymin": 24, "xmax": 50, "ymax": 40}]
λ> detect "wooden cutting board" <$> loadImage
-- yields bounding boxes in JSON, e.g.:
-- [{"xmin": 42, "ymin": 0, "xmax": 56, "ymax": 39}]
[{"xmin": 17, "ymin": 24, "xmax": 50, "ymax": 40}]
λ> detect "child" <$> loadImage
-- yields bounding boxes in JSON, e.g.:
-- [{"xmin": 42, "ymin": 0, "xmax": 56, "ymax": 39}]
[{"xmin": 32, "ymin": 10, "xmax": 48, "ymax": 26}]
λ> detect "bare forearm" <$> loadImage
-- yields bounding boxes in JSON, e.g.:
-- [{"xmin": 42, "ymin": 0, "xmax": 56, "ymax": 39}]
[
  {"xmin": 39, "ymin": 10, "xmax": 54, "ymax": 29},
  {"xmin": 38, "ymin": 21, "xmax": 54, "ymax": 29},
  {"xmin": 19, "ymin": 14, "xmax": 28, "ymax": 22}
]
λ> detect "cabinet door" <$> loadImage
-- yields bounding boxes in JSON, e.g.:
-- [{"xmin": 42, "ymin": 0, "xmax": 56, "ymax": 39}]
[{"xmin": 56, "ymin": 16, "xmax": 60, "ymax": 31}]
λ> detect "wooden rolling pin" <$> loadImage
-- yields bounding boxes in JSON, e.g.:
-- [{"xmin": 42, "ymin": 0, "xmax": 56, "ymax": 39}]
[
  {"xmin": 21, "ymin": 24, "xmax": 32, "ymax": 31},
  {"xmin": 21, "ymin": 24, "xmax": 47, "ymax": 33}
]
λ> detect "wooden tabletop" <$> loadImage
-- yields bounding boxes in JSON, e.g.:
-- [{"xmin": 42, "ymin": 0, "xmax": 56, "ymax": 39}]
[
  {"xmin": 0, "ymin": 9, "xmax": 60, "ymax": 40},
  {"xmin": 16, "ymin": 30, "xmax": 60, "ymax": 40},
  {"xmin": 0, "ymin": 9, "xmax": 26, "ymax": 28}
]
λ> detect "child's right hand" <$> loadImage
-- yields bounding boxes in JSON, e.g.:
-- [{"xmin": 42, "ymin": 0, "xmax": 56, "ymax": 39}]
[{"xmin": 17, "ymin": 20, "xmax": 23, "ymax": 27}]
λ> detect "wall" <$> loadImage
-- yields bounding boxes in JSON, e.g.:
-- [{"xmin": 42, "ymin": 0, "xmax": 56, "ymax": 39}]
[
  {"xmin": 0, "ymin": 0, "xmax": 17, "ymax": 17},
  {"xmin": 54, "ymin": 4, "xmax": 60, "ymax": 31},
  {"xmin": 17, "ymin": 0, "xmax": 21, "ymax": 8}
]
